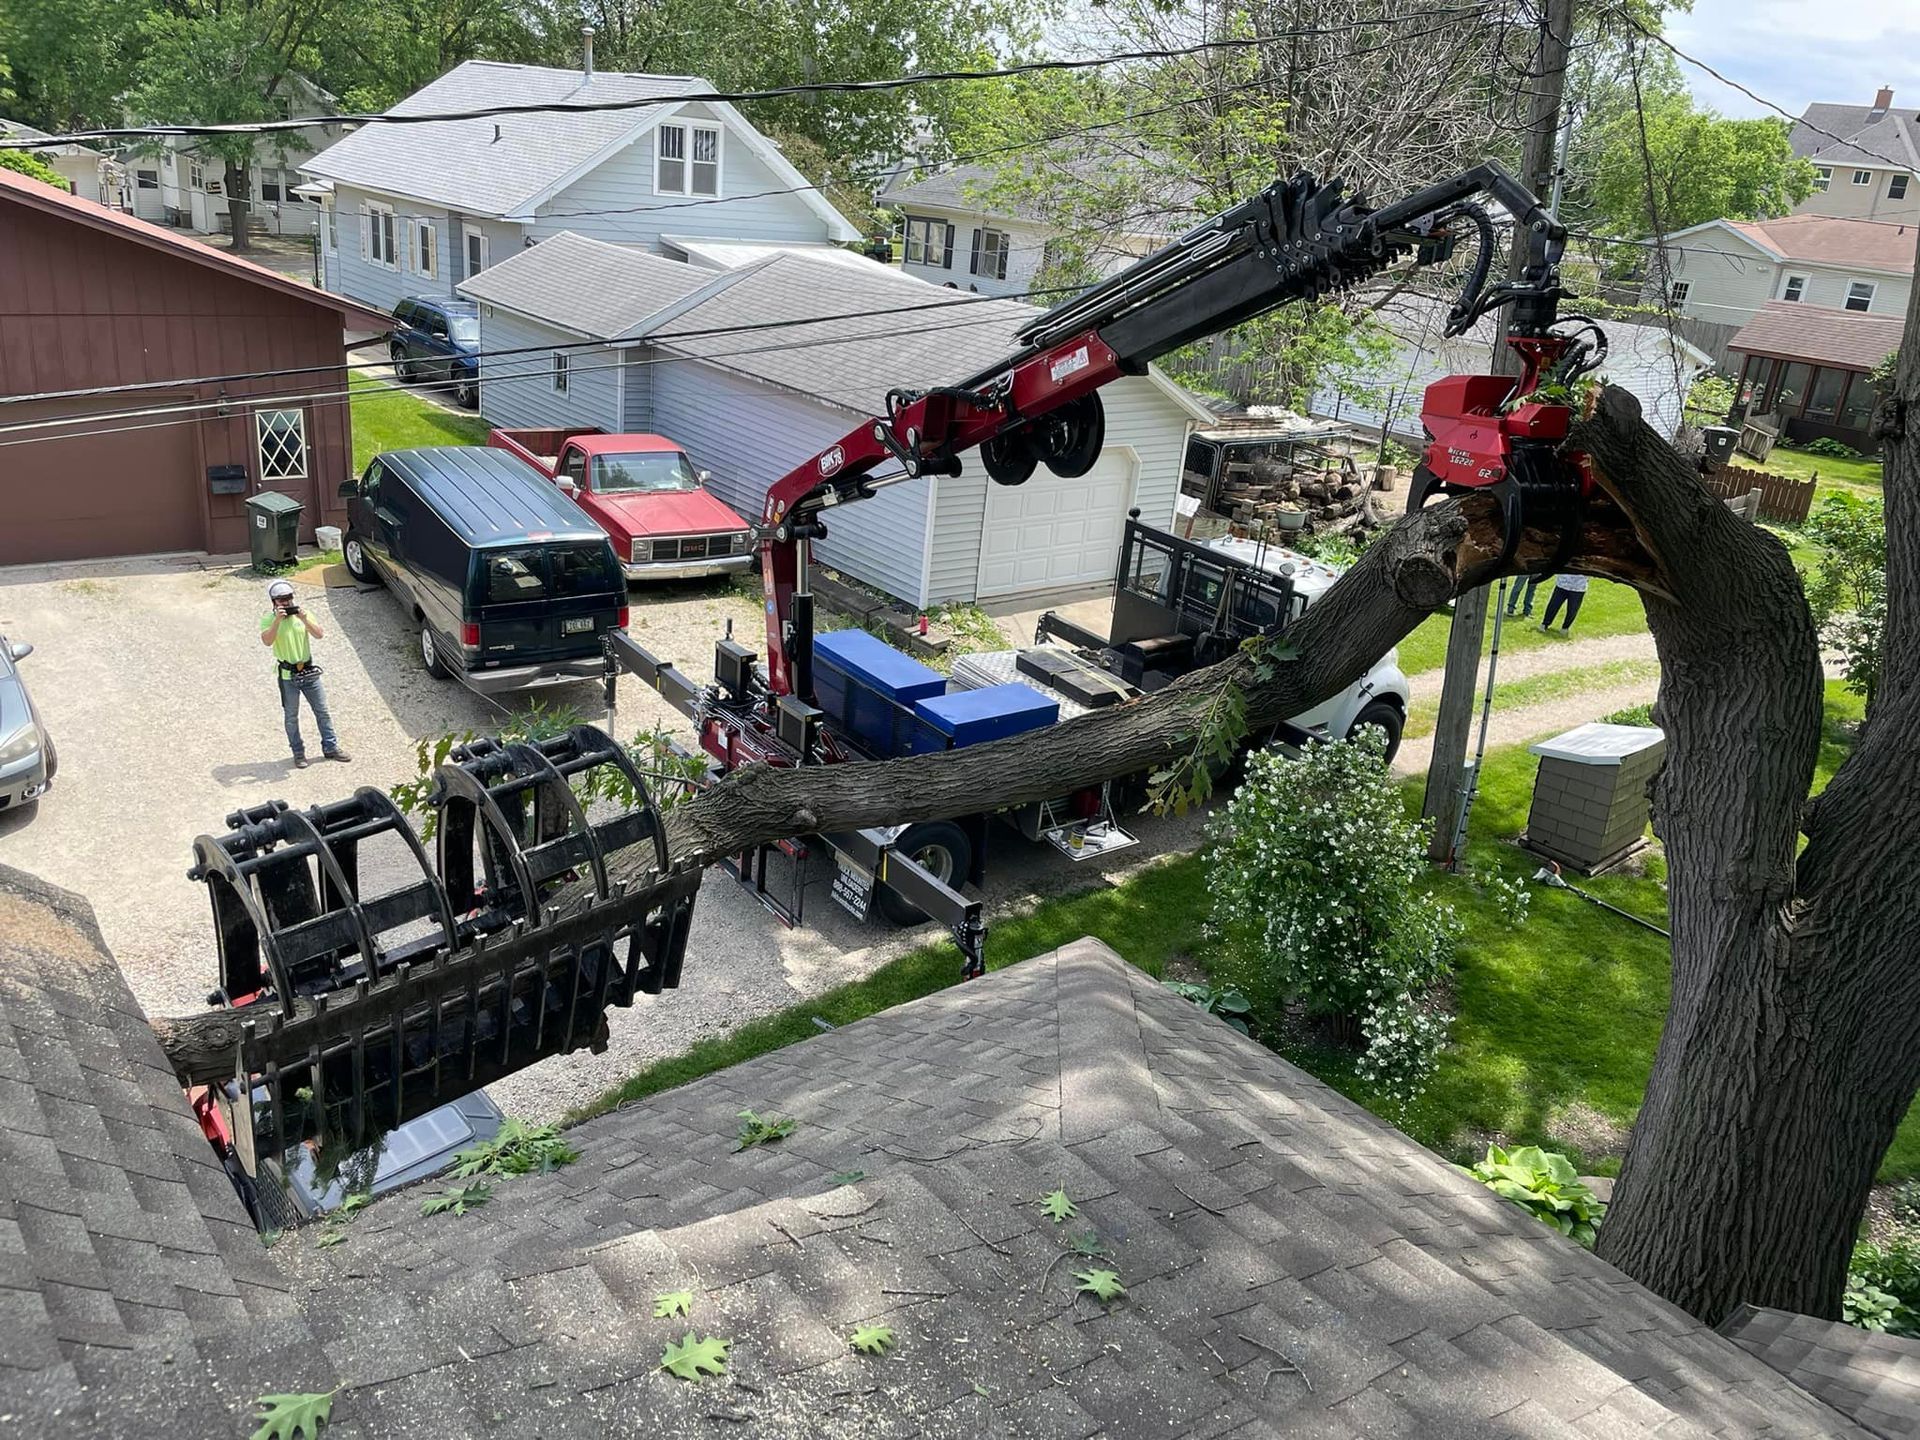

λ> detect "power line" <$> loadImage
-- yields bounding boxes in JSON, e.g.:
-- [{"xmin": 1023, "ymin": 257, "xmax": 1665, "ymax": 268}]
[
  {"xmin": 0, "ymin": 289, "xmax": 1119, "ymax": 447},
  {"xmin": 18, "ymin": 11, "xmax": 1493, "ymax": 147},
  {"xmin": 0, "ymin": 279, "xmax": 1085, "ymax": 412},
  {"xmin": 1611, "ymin": 6, "xmax": 1913, "ymax": 175}
]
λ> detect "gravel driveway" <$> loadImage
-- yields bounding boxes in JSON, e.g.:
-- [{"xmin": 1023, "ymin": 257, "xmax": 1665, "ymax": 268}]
[{"xmin": 0, "ymin": 553, "xmax": 1199, "ymax": 1120}]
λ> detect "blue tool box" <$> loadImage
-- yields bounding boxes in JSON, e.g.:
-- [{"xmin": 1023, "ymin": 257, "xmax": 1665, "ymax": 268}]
[
  {"xmin": 812, "ymin": 629, "xmax": 947, "ymax": 755},
  {"xmin": 910, "ymin": 683, "xmax": 1059, "ymax": 753}
]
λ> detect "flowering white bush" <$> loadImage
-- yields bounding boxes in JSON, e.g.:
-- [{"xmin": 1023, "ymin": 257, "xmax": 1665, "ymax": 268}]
[{"xmin": 1206, "ymin": 730, "xmax": 1456, "ymax": 1103}]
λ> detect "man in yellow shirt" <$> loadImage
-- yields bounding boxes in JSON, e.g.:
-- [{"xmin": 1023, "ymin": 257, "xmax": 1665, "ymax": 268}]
[{"xmin": 261, "ymin": 579, "xmax": 350, "ymax": 768}]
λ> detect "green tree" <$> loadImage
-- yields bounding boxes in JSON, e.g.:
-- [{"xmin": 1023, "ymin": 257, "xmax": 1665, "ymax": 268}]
[
  {"xmin": 1589, "ymin": 89, "xmax": 1815, "ymax": 238},
  {"xmin": 128, "ymin": 0, "xmax": 338, "ymax": 251},
  {"xmin": 1803, "ymin": 491, "xmax": 1887, "ymax": 705},
  {"xmin": 313, "ymin": 0, "xmax": 543, "ymax": 112},
  {"xmin": 0, "ymin": 148, "xmax": 69, "ymax": 188},
  {"xmin": 0, "ymin": 0, "xmax": 151, "ymax": 131}
]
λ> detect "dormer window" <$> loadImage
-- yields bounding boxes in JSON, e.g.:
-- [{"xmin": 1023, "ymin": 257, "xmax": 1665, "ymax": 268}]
[{"xmin": 657, "ymin": 122, "xmax": 721, "ymax": 198}]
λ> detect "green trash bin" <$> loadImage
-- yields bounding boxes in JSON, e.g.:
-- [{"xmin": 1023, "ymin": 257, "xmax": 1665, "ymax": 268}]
[{"xmin": 246, "ymin": 489, "xmax": 304, "ymax": 568}]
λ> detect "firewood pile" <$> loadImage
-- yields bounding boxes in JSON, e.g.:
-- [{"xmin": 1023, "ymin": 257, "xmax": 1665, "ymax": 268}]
[{"xmin": 1183, "ymin": 441, "xmax": 1393, "ymax": 540}]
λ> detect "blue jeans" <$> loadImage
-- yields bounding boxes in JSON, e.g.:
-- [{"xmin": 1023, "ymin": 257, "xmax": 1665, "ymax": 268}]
[
  {"xmin": 1505, "ymin": 575, "xmax": 1544, "ymax": 616},
  {"xmin": 279, "ymin": 671, "xmax": 339, "ymax": 758}
]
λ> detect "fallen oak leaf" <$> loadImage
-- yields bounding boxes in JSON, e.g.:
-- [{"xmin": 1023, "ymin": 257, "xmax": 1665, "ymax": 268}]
[{"xmin": 659, "ymin": 1332, "xmax": 730, "ymax": 1381}]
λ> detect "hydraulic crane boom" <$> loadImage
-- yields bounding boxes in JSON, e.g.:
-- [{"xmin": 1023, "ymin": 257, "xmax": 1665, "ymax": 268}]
[{"xmin": 756, "ymin": 159, "xmax": 1599, "ymax": 700}]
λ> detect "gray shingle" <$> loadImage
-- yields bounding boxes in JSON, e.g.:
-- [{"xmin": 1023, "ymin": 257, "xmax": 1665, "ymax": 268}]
[
  {"xmin": 301, "ymin": 60, "xmax": 697, "ymax": 217},
  {"xmin": 458, "ymin": 230, "xmax": 717, "ymax": 338}
]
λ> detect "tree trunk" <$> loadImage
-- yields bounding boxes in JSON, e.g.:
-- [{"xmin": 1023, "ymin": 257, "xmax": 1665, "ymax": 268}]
[
  {"xmin": 144, "ymin": 374, "xmax": 1920, "ymax": 1323},
  {"xmin": 224, "ymin": 159, "xmax": 251, "ymax": 252}
]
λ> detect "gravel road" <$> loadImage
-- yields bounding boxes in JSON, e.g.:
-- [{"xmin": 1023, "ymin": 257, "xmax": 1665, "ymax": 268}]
[{"xmin": 0, "ymin": 553, "xmax": 1201, "ymax": 1121}]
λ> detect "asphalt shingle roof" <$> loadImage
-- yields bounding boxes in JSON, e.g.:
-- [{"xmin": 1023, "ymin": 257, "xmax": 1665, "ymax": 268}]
[
  {"xmin": 1790, "ymin": 101, "xmax": 1920, "ymax": 174},
  {"xmin": 0, "ymin": 870, "xmax": 1893, "ymax": 1438},
  {"xmin": 1729, "ymin": 300, "xmax": 1906, "ymax": 371},
  {"xmin": 880, "ymin": 155, "xmax": 1197, "ymax": 238},
  {"xmin": 458, "ymin": 231, "xmax": 717, "ymax": 338},
  {"xmin": 1725, "ymin": 214, "xmax": 1920, "ymax": 272},
  {"xmin": 1721, "ymin": 1304, "xmax": 1920, "ymax": 1438},
  {"xmin": 300, "ymin": 60, "xmax": 699, "ymax": 218},
  {"xmin": 645, "ymin": 252, "xmax": 1039, "ymax": 413}
]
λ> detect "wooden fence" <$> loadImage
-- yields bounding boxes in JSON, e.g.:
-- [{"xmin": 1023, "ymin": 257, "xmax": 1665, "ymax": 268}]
[{"xmin": 1701, "ymin": 464, "xmax": 1816, "ymax": 525}]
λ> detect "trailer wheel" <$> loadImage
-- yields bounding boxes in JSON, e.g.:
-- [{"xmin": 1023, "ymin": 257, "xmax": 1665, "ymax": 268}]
[
  {"xmin": 875, "ymin": 821, "xmax": 973, "ymax": 927},
  {"xmin": 1348, "ymin": 700, "xmax": 1404, "ymax": 764}
]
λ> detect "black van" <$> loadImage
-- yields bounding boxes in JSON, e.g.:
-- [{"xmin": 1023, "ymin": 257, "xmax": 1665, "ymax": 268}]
[{"xmin": 338, "ymin": 447, "xmax": 626, "ymax": 695}]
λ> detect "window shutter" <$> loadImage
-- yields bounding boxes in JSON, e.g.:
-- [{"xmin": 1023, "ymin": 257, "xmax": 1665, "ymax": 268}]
[
  {"xmin": 970, "ymin": 229, "xmax": 982, "ymax": 276},
  {"xmin": 943, "ymin": 224, "xmax": 955, "ymax": 269},
  {"xmin": 359, "ymin": 209, "xmax": 371, "ymax": 261}
]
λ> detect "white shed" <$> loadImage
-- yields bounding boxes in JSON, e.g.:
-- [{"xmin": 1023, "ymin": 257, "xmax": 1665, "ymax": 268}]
[{"xmin": 460, "ymin": 232, "xmax": 1212, "ymax": 607}]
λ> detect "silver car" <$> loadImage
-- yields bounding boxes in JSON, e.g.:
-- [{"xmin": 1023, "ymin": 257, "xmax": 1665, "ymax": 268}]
[{"xmin": 0, "ymin": 638, "xmax": 55, "ymax": 812}]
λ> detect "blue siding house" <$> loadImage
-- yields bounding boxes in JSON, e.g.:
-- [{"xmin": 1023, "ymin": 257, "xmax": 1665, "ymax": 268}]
[
  {"xmin": 456, "ymin": 232, "xmax": 1211, "ymax": 606},
  {"xmin": 298, "ymin": 59, "xmax": 858, "ymax": 318}
]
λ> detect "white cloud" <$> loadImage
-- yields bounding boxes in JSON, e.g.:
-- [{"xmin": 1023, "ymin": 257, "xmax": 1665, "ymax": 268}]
[{"xmin": 1666, "ymin": 0, "xmax": 1920, "ymax": 120}]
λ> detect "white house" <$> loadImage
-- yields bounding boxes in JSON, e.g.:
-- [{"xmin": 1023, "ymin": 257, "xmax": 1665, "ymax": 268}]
[
  {"xmin": 459, "ymin": 231, "xmax": 1213, "ymax": 605},
  {"xmin": 0, "ymin": 120, "xmax": 117, "ymax": 206},
  {"xmin": 126, "ymin": 76, "xmax": 341, "ymax": 237},
  {"xmin": 1310, "ymin": 293, "xmax": 1712, "ymax": 441},
  {"xmin": 299, "ymin": 58, "xmax": 859, "ymax": 316},
  {"xmin": 879, "ymin": 158, "xmax": 1189, "ymax": 300},
  {"xmin": 1655, "ymin": 213, "xmax": 1915, "ymax": 337},
  {"xmin": 1788, "ymin": 87, "xmax": 1920, "ymax": 226}
]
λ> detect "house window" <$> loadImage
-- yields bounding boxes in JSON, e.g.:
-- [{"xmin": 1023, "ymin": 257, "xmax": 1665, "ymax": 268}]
[
  {"xmin": 1813, "ymin": 167, "xmax": 1831, "ymax": 192},
  {"xmin": 553, "ymin": 352, "xmax": 569, "ymax": 394},
  {"xmin": 1781, "ymin": 274, "xmax": 1807, "ymax": 303},
  {"xmin": 365, "ymin": 201, "xmax": 397, "ymax": 267},
  {"xmin": 971, "ymin": 228, "xmax": 1010, "ymax": 281},
  {"xmin": 1668, "ymin": 279, "xmax": 1690, "ymax": 307},
  {"xmin": 1839, "ymin": 372, "xmax": 1875, "ymax": 432},
  {"xmin": 655, "ymin": 123, "xmax": 722, "ymax": 197},
  {"xmin": 256, "ymin": 409, "xmax": 308, "ymax": 481},
  {"xmin": 691, "ymin": 126, "xmax": 720, "ymax": 197},
  {"xmin": 463, "ymin": 224, "xmax": 488, "ymax": 278},
  {"xmin": 414, "ymin": 218, "xmax": 437, "ymax": 278},
  {"xmin": 188, "ymin": 158, "xmax": 205, "ymax": 191},
  {"xmin": 904, "ymin": 216, "xmax": 953, "ymax": 269},
  {"xmin": 1805, "ymin": 366, "xmax": 1847, "ymax": 421},
  {"xmin": 1892, "ymin": 174, "xmax": 1910, "ymax": 200},
  {"xmin": 324, "ymin": 201, "xmax": 337, "ymax": 251},
  {"xmin": 1853, "ymin": 169, "xmax": 1874, "ymax": 186},
  {"xmin": 1846, "ymin": 280, "xmax": 1876, "ymax": 312},
  {"xmin": 261, "ymin": 177, "xmax": 282, "ymax": 202},
  {"xmin": 135, "ymin": 170, "xmax": 157, "ymax": 190}
]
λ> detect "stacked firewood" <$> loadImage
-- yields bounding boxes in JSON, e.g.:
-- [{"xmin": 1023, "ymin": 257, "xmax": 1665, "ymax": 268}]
[{"xmin": 1208, "ymin": 448, "xmax": 1389, "ymax": 538}]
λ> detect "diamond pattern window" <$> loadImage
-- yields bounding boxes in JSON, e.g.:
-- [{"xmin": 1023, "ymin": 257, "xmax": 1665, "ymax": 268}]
[{"xmin": 256, "ymin": 408, "xmax": 308, "ymax": 481}]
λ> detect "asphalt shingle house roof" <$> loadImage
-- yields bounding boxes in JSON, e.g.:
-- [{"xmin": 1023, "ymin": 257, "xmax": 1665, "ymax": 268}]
[
  {"xmin": 300, "ymin": 60, "xmax": 698, "ymax": 219},
  {"xmin": 1790, "ymin": 100, "xmax": 1920, "ymax": 174},
  {"xmin": 458, "ymin": 231, "xmax": 719, "ymax": 339},
  {"xmin": 2, "ymin": 861, "xmax": 1909, "ymax": 1438},
  {"xmin": 1729, "ymin": 301, "xmax": 1907, "ymax": 372}
]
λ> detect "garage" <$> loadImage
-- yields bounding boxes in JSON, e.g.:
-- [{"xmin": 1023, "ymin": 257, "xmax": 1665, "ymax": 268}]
[
  {"xmin": 976, "ymin": 448, "xmax": 1137, "ymax": 598},
  {"xmin": 0, "ymin": 164, "xmax": 389, "ymax": 568},
  {"xmin": 0, "ymin": 396, "xmax": 203, "ymax": 565}
]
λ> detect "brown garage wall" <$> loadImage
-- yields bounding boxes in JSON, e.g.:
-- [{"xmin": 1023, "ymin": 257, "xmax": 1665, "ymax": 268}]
[{"xmin": 0, "ymin": 198, "xmax": 361, "ymax": 563}]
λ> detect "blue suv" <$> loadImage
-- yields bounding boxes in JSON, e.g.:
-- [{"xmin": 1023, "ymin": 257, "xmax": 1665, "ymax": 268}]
[{"xmin": 390, "ymin": 296, "xmax": 481, "ymax": 409}]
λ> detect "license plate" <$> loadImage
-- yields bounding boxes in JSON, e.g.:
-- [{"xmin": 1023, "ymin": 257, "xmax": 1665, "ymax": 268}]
[
  {"xmin": 830, "ymin": 854, "xmax": 874, "ymax": 921},
  {"xmin": 561, "ymin": 616, "xmax": 594, "ymax": 635}
]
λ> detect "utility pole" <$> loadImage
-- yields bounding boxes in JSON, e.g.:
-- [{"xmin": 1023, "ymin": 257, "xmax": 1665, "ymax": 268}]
[{"xmin": 1420, "ymin": 0, "xmax": 1576, "ymax": 863}]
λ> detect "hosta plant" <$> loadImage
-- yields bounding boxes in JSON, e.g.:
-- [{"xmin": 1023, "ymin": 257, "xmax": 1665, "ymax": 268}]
[{"xmin": 1464, "ymin": 1144, "xmax": 1605, "ymax": 1248}]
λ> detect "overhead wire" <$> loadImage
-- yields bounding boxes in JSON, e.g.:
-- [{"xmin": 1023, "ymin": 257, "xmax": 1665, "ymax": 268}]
[{"xmin": 18, "ymin": 10, "xmax": 1496, "ymax": 147}]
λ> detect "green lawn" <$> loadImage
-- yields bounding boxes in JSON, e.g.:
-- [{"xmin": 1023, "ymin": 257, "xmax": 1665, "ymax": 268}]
[
  {"xmin": 1763, "ymin": 443, "xmax": 1882, "ymax": 492},
  {"xmin": 349, "ymin": 371, "xmax": 488, "ymax": 474},
  {"xmin": 1396, "ymin": 577, "xmax": 1648, "ymax": 677},
  {"xmin": 569, "ymin": 679, "xmax": 1918, "ymax": 1182}
]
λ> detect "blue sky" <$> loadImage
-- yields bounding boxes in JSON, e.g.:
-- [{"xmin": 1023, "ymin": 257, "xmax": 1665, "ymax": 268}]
[{"xmin": 1666, "ymin": 0, "xmax": 1920, "ymax": 121}]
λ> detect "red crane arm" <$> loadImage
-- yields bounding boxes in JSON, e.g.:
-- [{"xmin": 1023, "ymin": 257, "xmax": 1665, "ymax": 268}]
[{"xmin": 752, "ymin": 160, "xmax": 1585, "ymax": 701}]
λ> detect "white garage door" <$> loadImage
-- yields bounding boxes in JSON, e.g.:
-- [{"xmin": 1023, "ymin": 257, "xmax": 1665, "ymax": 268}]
[{"xmin": 976, "ymin": 448, "xmax": 1136, "ymax": 598}]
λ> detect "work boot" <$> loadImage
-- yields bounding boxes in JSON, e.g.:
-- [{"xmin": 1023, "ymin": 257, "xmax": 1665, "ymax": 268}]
[
  {"xmin": 325, "ymin": 749, "xmax": 352, "ymax": 763},
  {"xmin": 294, "ymin": 756, "xmax": 310, "ymax": 769}
]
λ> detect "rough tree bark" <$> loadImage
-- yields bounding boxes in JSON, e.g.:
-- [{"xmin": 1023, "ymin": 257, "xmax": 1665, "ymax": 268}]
[{"xmin": 148, "ymin": 370, "xmax": 1920, "ymax": 1322}]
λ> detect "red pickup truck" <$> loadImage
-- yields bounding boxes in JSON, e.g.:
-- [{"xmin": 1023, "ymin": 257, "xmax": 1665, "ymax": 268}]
[{"xmin": 488, "ymin": 428, "xmax": 755, "ymax": 582}]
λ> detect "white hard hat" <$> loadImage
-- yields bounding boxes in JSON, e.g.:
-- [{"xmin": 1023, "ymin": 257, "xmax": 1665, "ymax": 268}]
[{"xmin": 267, "ymin": 579, "xmax": 295, "ymax": 600}]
